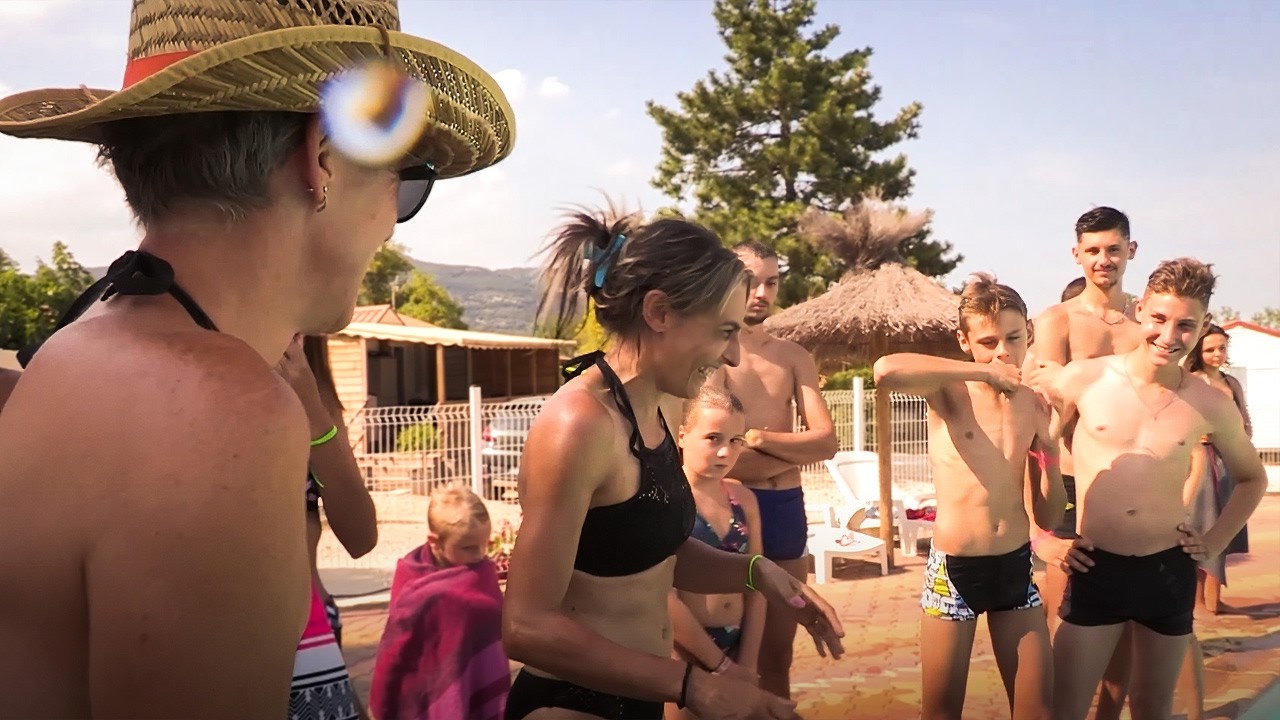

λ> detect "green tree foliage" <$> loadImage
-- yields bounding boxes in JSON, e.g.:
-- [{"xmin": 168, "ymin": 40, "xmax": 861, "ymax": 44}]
[
  {"xmin": 0, "ymin": 243, "xmax": 96, "ymax": 350},
  {"xmin": 647, "ymin": 0, "xmax": 960, "ymax": 306},
  {"xmin": 358, "ymin": 244, "xmax": 468, "ymax": 329},
  {"xmin": 1251, "ymin": 307, "xmax": 1280, "ymax": 329},
  {"xmin": 397, "ymin": 271, "xmax": 468, "ymax": 330},
  {"xmin": 358, "ymin": 244, "xmax": 416, "ymax": 306},
  {"xmin": 533, "ymin": 305, "xmax": 610, "ymax": 356}
]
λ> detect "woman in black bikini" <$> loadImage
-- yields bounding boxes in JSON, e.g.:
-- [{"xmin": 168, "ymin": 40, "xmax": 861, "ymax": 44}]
[{"xmin": 502, "ymin": 205, "xmax": 844, "ymax": 720}]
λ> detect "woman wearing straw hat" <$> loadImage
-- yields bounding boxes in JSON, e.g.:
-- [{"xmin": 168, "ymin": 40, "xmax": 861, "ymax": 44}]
[{"xmin": 0, "ymin": 1, "xmax": 512, "ymax": 718}]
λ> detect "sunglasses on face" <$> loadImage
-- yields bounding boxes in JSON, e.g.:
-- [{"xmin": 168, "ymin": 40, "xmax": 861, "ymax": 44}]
[{"xmin": 397, "ymin": 163, "xmax": 437, "ymax": 223}]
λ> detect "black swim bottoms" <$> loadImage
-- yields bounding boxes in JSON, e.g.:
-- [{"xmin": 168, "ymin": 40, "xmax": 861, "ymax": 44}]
[
  {"xmin": 921, "ymin": 542, "xmax": 1043, "ymax": 621},
  {"xmin": 1060, "ymin": 545, "xmax": 1196, "ymax": 636},
  {"xmin": 505, "ymin": 669, "xmax": 662, "ymax": 719},
  {"xmin": 1052, "ymin": 474, "xmax": 1078, "ymax": 539}
]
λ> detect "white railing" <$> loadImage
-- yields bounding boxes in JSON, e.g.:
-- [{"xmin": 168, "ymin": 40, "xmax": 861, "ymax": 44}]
[{"xmin": 317, "ymin": 379, "xmax": 933, "ymax": 571}]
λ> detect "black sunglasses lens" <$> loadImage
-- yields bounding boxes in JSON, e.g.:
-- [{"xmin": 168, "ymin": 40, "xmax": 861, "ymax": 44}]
[{"xmin": 397, "ymin": 176, "xmax": 433, "ymax": 223}]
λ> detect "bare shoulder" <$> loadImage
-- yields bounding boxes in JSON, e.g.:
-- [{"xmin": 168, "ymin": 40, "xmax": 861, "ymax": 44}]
[
  {"xmin": 531, "ymin": 376, "xmax": 618, "ymax": 443},
  {"xmin": 2, "ymin": 324, "xmax": 312, "ymax": 714},
  {"xmin": 723, "ymin": 478, "xmax": 757, "ymax": 508},
  {"xmin": 771, "ymin": 335, "xmax": 816, "ymax": 368},
  {"xmin": 1031, "ymin": 302, "xmax": 1070, "ymax": 349},
  {"xmin": 1065, "ymin": 355, "xmax": 1110, "ymax": 382},
  {"xmin": 25, "ymin": 322, "xmax": 302, "ymax": 441},
  {"xmin": 523, "ymin": 376, "xmax": 621, "ymax": 483},
  {"xmin": 1057, "ymin": 355, "xmax": 1110, "ymax": 398},
  {"xmin": 6, "ymin": 323, "xmax": 308, "ymax": 509},
  {"xmin": 0, "ymin": 368, "xmax": 19, "ymax": 410},
  {"xmin": 1182, "ymin": 374, "xmax": 1238, "ymax": 424},
  {"xmin": 1035, "ymin": 301, "xmax": 1070, "ymax": 327}
]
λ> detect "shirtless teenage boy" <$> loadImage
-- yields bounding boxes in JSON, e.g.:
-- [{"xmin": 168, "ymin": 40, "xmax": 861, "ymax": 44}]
[
  {"xmin": 1043, "ymin": 258, "xmax": 1266, "ymax": 720},
  {"xmin": 1027, "ymin": 207, "xmax": 1143, "ymax": 718},
  {"xmin": 708, "ymin": 241, "xmax": 838, "ymax": 699},
  {"xmin": 875, "ymin": 273, "xmax": 1065, "ymax": 720}
]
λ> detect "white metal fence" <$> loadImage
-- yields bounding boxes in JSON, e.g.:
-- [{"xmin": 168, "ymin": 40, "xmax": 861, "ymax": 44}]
[
  {"xmin": 348, "ymin": 380, "xmax": 931, "ymax": 504},
  {"xmin": 317, "ymin": 380, "xmax": 933, "ymax": 570}
]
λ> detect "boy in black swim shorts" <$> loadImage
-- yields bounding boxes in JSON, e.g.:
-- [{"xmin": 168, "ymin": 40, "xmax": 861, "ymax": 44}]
[
  {"xmin": 875, "ymin": 273, "xmax": 1066, "ymax": 720},
  {"xmin": 1041, "ymin": 258, "xmax": 1266, "ymax": 720}
]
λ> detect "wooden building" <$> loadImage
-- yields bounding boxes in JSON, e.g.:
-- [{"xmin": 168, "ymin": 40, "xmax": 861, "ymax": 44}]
[{"xmin": 326, "ymin": 305, "xmax": 572, "ymax": 418}]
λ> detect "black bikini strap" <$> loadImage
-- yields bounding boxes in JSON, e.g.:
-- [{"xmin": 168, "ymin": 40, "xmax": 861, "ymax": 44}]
[
  {"xmin": 16, "ymin": 249, "xmax": 217, "ymax": 368},
  {"xmin": 561, "ymin": 350, "xmax": 605, "ymax": 383},
  {"xmin": 560, "ymin": 350, "xmax": 646, "ymax": 456},
  {"xmin": 99, "ymin": 251, "xmax": 218, "ymax": 331}
]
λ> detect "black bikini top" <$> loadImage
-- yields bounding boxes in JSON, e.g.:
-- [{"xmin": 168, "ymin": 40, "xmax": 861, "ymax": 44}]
[
  {"xmin": 17, "ymin": 250, "xmax": 218, "ymax": 368},
  {"xmin": 562, "ymin": 351, "xmax": 696, "ymax": 577}
]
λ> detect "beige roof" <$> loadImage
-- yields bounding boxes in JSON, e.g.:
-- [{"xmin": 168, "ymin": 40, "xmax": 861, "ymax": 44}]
[
  {"xmin": 337, "ymin": 322, "xmax": 573, "ymax": 351},
  {"xmin": 766, "ymin": 263, "xmax": 959, "ymax": 341},
  {"xmin": 349, "ymin": 304, "xmax": 435, "ymax": 327},
  {"xmin": 763, "ymin": 264, "xmax": 962, "ymax": 371}
]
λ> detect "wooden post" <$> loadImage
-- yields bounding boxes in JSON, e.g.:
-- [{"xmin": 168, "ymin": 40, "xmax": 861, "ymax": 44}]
[
  {"xmin": 435, "ymin": 344, "xmax": 446, "ymax": 403},
  {"xmin": 529, "ymin": 350, "xmax": 538, "ymax": 395},
  {"xmin": 505, "ymin": 350, "xmax": 513, "ymax": 398},
  {"xmin": 873, "ymin": 334, "xmax": 895, "ymax": 569}
]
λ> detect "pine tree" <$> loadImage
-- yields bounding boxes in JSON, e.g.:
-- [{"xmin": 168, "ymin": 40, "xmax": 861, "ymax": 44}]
[{"xmin": 648, "ymin": 0, "xmax": 960, "ymax": 305}]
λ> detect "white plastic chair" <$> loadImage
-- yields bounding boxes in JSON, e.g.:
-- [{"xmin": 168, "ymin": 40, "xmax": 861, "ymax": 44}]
[{"xmin": 821, "ymin": 451, "xmax": 937, "ymax": 556}]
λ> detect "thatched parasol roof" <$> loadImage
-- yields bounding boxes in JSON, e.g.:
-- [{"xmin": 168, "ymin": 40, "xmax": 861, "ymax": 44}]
[{"xmin": 762, "ymin": 202, "xmax": 962, "ymax": 371}]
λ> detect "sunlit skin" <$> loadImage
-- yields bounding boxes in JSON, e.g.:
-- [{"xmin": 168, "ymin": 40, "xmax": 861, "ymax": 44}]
[
  {"xmin": 960, "ymin": 308, "xmax": 1032, "ymax": 368},
  {"xmin": 502, "ymin": 270, "xmax": 843, "ymax": 720},
  {"xmin": 1133, "ymin": 292, "xmax": 1206, "ymax": 370},
  {"xmin": 1044, "ymin": 290, "xmax": 1267, "ymax": 720},
  {"xmin": 1072, "ymin": 229, "xmax": 1136, "ymax": 295},
  {"xmin": 430, "ymin": 520, "xmax": 492, "ymax": 568},
  {"xmin": 1026, "ymin": 226, "xmax": 1143, "ymax": 720},
  {"xmin": 875, "ymin": 307, "xmax": 1062, "ymax": 720},
  {"xmin": 666, "ymin": 406, "xmax": 770, "ymax": 708},
  {"xmin": 741, "ymin": 254, "xmax": 780, "ymax": 326},
  {"xmin": 703, "ymin": 247, "xmax": 839, "ymax": 700},
  {"xmin": 1196, "ymin": 334, "xmax": 1236, "ymax": 400}
]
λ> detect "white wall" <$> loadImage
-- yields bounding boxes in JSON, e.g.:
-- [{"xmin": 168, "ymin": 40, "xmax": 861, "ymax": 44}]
[{"xmin": 1224, "ymin": 327, "xmax": 1280, "ymax": 491}]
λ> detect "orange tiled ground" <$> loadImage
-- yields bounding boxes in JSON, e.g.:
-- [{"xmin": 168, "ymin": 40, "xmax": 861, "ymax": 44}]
[{"xmin": 341, "ymin": 495, "xmax": 1280, "ymax": 719}]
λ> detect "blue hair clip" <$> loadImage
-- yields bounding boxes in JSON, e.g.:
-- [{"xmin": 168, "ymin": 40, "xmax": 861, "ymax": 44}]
[{"xmin": 591, "ymin": 233, "xmax": 627, "ymax": 290}]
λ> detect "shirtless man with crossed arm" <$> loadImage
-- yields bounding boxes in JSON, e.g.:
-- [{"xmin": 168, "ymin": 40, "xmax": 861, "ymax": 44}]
[
  {"xmin": 1039, "ymin": 258, "xmax": 1266, "ymax": 720},
  {"xmin": 706, "ymin": 241, "xmax": 838, "ymax": 699}
]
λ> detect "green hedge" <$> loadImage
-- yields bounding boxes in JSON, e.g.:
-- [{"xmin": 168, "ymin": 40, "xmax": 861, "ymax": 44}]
[
  {"xmin": 823, "ymin": 366, "xmax": 875, "ymax": 391},
  {"xmin": 395, "ymin": 422, "xmax": 439, "ymax": 452}
]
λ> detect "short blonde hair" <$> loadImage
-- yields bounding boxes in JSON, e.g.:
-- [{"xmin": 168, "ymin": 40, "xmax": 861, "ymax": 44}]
[
  {"xmin": 682, "ymin": 384, "xmax": 745, "ymax": 427},
  {"xmin": 1145, "ymin": 258, "xmax": 1216, "ymax": 307},
  {"xmin": 427, "ymin": 484, "xmax": 490, "ymax": 540},
  {"xmin": 958, "ymin": 271, "xmax": 1028, "ymax": 333}
]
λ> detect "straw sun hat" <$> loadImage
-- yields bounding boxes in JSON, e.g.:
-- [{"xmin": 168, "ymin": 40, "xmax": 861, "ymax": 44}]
[{"xmin": 0, "ymin": 0, "xmax": 514, "ymax": 178}]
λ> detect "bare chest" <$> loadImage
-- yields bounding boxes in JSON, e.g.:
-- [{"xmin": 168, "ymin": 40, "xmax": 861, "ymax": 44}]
[
  {"xmin": 723, "ymin": 352, "xmax": 794, "ymax": 419},
  {"xmin": 933, "ymin": 388, "xmax": 1037, "ymax": 463},
  {"xmin": 1076, "ymin": 380, "xmax": 1208, "ymax": 458},
  {"xmin": 1066, "ymin": 314, "xmax": 1140, "ymax": 360}
]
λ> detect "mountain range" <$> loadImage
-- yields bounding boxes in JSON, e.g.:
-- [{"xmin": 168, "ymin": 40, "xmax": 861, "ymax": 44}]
[
  {"xmin": 408, "ymin": 260, "xmax": 540, "ymax": 334},
  {"xmin": 89, "ymin": 258, "xmax": 542, "ymax": 334}
]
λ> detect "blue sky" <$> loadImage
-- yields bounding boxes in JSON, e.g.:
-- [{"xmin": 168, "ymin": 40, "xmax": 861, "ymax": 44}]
[{"xmin": 1, "ymin": 0, "xmax": 1277, "ymax": 317}]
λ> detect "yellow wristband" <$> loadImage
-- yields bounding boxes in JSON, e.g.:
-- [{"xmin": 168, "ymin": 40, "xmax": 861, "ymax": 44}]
[
  {"xmin": 310, "ymin": 425, "xmax": 338, "ymax": 447},
  {"xmin": 745, "ymin": 554, "xmax": 763, "ymax": 591}
]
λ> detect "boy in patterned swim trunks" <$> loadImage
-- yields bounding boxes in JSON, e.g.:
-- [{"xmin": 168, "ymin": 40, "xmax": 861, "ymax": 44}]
[{"xmin": 875, "ymin": 273, "xmax": 1066, "ymax": 720}]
